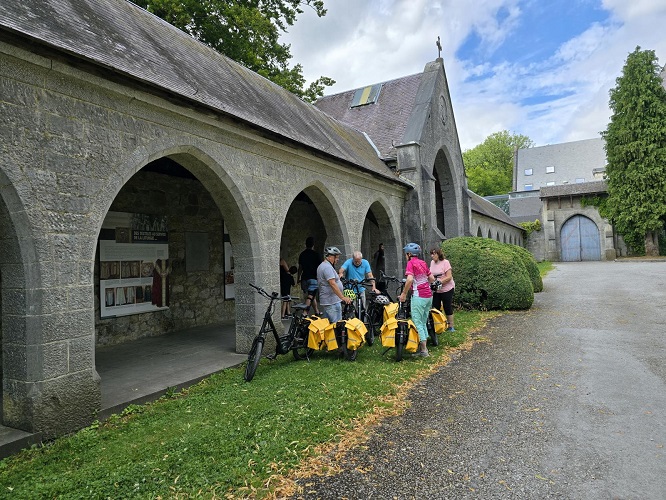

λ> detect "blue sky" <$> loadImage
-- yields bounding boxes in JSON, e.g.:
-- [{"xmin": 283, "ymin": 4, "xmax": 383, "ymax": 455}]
[{"xmin": 281, "ymin": 0, "xmax": 666, "ymax": 150}]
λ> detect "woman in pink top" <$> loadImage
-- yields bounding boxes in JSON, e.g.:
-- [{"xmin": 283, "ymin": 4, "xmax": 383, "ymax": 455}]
[
  {"xmin": 429, "ymin": 248, "xmax": 455, "ymax": 331},
  {"xmin": 398, "ymin": 242, "xmax": 436, "ymax": 357}
]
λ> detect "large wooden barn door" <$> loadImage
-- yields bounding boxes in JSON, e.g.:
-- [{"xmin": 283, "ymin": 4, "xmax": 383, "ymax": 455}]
[{"xmin": 560, "ymin": 215, "xmax": 600, "ymax": 261}]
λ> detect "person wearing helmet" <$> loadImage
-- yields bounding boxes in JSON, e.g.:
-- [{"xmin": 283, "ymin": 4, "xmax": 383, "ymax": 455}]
[
  {"xmin": 398, "ymin": 242, "xmax": 436, "ymax": 357},
  {"xmin": 316, "ymin": 246, "xmax": 352, "ymax": 323}
]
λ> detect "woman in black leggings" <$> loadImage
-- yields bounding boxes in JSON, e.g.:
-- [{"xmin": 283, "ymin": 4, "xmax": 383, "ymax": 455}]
[{"xmin": 429, "ymin": 248, "xmax": 456, "ymax": 331}]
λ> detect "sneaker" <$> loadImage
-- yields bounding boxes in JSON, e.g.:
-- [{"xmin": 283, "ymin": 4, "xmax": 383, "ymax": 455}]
[
  {"xmin": 446, "ymin": 327, "xmax": 456, "ymax": 332},
  {"xmin": 412, "ymin": 350, "xmax": 429, "ymax": 358}
]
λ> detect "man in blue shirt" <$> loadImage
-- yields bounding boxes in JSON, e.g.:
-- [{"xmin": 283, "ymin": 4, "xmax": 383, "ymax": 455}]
[{"xmin": 339, "ymin": 251, "xmax": 378, "ymax": 315}]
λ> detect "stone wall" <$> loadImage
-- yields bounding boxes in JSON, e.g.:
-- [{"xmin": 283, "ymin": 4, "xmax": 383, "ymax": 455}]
[{"xmin": 0, "ymin": 41, "xmax": 409, "ymax": 436}]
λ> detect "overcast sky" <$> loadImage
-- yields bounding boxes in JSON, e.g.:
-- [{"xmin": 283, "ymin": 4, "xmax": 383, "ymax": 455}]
[{"xmin": 281, "ymin": 0, "xmax": 666, "ymax": 151}]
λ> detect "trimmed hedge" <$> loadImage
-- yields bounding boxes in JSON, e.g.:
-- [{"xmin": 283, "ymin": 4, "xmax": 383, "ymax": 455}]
[
  {"xmin": 507, "ymin": 244, "xmax": 543, "ymax": 293},
  {"xmin": 441, "ymin": 237, "xmax": 535, "ymax": 310}
]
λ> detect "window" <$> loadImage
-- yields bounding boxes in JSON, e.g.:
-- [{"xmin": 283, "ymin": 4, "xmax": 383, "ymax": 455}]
[
  {"xmin": 524, "ymin": 184, "xmax": 533, "ymax": 190},
  {"xmin": 546, "ymin": 181, "xmax": 555, "ymax": 186},
  {"xmin": 524, "ymin": 168, "xmax": 533, "ymax": 176},
  {"xmin": 546, "ymin": 166, "xmax": 555, "ymax": 174},
  {"xmin": 351, "ymin": 84, "xmax": 382, "ymax": 107},
  {"xmin": 575, "ymin": 178, "xmax": 585, "ymax": 183}
]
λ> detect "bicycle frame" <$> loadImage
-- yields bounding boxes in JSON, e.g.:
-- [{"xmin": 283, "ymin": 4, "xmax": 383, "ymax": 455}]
[{"xmin": 244, "ymin": 283, "xmax": 311, "ymax": 381}]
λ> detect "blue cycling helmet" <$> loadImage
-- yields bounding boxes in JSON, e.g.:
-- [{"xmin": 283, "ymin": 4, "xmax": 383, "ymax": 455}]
[{"xmin": 403, "ymin": 242, "xmax": 421, "ymax": 256}]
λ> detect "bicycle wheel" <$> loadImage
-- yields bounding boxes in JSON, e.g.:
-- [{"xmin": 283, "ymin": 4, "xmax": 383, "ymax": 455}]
[
  {"xmin": 293, "ymin": 345, "xmax": 314, "ymax": 361},
  {"xmin": 364, "ymin": 307, "xmax": 376, "ymax": 346},
  {"xmin": 364, "ymin": 323, "xmax": 375, "ymax": 346},
  {"xmin": 244, "ymin": 337, "xmax": 264, "ymax": 381},
  {"xmin": 427, "ymin": 313, "xmax": 439, "ymax": 347},
  {"xmin": 395, "ymin": 325, "xmax": 405, "ymax": 362},
  {"xmin": 345, "ymin": 346, "xmax": 358, "ymax": 361}
]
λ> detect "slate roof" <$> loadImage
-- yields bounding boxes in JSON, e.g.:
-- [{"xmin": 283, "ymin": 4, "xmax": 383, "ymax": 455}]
[
  {"xmin": 468, "ymin": 190, "xmax": 523, "ymax": 230},
  {"xmin": 314, "ymin": 74, "xmax": 423, "ymax": 160},
  {"xmin": 540, "ymin": 180, "xmax": 608, "ymax": 198},
  {"xmin": 0, "ymin": 0, "xmax": 408, "ymax": 185}
]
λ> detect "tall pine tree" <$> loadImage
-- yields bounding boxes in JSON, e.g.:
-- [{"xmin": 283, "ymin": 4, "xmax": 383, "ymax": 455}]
[{"xmin": 602, "ymin": 47, "xmax": 666, "ymax": 255}]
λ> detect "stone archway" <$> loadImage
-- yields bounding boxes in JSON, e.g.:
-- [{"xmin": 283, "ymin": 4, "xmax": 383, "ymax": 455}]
[
  {"xmin": 361, "ymin": 200, "xmax": 401, "ymax": 280},
  {"xmin": 432, "ymin": 149, "xmax": 461, "ymax": 238},
  {"xmin": 92, "ymin": 144, "xmax": 259, "ymax": 354}
]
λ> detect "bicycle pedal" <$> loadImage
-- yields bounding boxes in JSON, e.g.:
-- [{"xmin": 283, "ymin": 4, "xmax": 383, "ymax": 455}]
[{"xmin": 265, "ymin": 353, "xmax": 277, "ymax": 360}]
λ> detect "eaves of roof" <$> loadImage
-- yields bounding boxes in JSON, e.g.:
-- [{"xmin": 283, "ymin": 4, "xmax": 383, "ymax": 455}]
[
  {"xmin": 0, "ymin": 0, "xmax": 410, "ymax": 187},
  {"xmin": 540, "ymin": 180, "xmax": 608, "ymax": 198},
  {"xmin": 468, "ymin": 190, "xmax": 523, "ymax": 230}
]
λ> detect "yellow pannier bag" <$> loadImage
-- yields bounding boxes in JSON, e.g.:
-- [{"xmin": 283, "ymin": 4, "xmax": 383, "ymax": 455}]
[
  {"xmin": 383, "ymin": 302, "xmax": 399, "ymax": 323},
  {"xmin": 324, "ymin": 322, "xmax": 338, "ymax": 351},
  {"xmin": 345, "ymin": 317, "xmax": 367, "ymax": 350},
  {"xmin": 405, "ymin": 319, "xmax": 419, "ymax": 353},
  {"xmin": 380, "ymin": 316, "xmax": 398, "ymax": 347},
  {"xmin": 307, "ymin": 316, "xmax": 331, "ymax": 351},
  {"xmin": 430, "ymin": 308, "xmax": 448, "ymax": 334}
]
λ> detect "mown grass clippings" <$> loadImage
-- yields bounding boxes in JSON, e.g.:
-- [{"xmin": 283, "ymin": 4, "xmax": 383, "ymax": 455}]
[{"xmin": 0, "ymin": 310, "xmax": 497, "ymax": 499}]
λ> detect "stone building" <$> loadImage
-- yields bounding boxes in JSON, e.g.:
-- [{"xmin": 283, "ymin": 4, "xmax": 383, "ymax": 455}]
[
  {"xmin": 540, "ymin": 181, "xmax": 619, "ymax": 261},
  {"xmin": 0, "ymin": 0, "xmax": 519, "ymax": 438},
  {"xmin": 509, "ymin": 138, "xmax": 624, "ymax": 261}
]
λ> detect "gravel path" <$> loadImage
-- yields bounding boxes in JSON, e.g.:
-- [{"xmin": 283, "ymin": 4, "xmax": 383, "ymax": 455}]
[{"xmin": 292, "ymin": 261, "xmax": 666, "ymax": 499}]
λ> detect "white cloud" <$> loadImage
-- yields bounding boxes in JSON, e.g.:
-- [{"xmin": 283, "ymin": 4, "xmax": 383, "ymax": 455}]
[{"xmin": 282, "ymin": 1, "xmax": 666, "ymax": 150}]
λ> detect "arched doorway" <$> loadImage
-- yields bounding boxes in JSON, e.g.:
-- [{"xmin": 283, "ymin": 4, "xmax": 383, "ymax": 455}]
[
  {"xmin": 281, "ymin": 190, "xmax": 328, "ymax": 305},
  {"xmin": 433, "ymin": 150, "xmax": 461, "ymax": 238},
  {"xmin": 93, "ymin": 151, "xmax": 254, "ymax": 413},
  {"xmin": 561, "ymin": 215, "xmax": 601, "ymax": 261},
  {"xmin": 361, "ymin": 201, "xmax": 400, "ymax": 280}
]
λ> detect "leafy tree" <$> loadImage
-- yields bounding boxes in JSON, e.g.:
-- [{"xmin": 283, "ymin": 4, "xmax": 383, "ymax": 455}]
[
  {"xmin": 463, "ymin": 130, "xmax": 534, "ymax": 196},
  {"xmin": 601, "ymin": 47, "xmax": 666, "ymax": 256},
  {"xmin": 131, "ymin": 0, "xmax": 334, "ymax": 102}
]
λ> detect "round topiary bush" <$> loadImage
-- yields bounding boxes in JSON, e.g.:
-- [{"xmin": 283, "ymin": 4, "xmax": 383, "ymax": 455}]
[
  {"xmin": 506, "ymin": 244, "xmax": 543, "ymax": 293},
  {"xmin": 441, "ymin": 237, "xmax": 534, "ymax": 310}
]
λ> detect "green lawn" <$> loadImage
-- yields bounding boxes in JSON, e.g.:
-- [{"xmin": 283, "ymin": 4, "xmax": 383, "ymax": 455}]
[
  {"xmin": 537, "ymin": 260, "xmax": 554, "ymax": 277},
  {"xmin": 0, "ymin": 310, "xmax": 497, "ymax": 499}
]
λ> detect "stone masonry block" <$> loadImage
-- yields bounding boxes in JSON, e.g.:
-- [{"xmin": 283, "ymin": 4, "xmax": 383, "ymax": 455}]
[
  {"xmin": 67, "ymin": 285, "xmax": 94, "ymax": 312},
  {"xmin": 1, "ymin": 314, "xmax": 42, "ymax": 344},
  {"xmin": 3, "ymin": 342, "xmax": 28, "ymax": 380},
  {"xmin": 29, "ymin": 342, "xmax": 69, "ymax": 380},
  {"xmin": 2, "ymin": 378, "xmax": 36, "ymax": 432},
  {"xmin": 42, "ymin": 309, "xmax": 93, "ymax": 343},
  {"xmin": 68, "ymin": 336, "xmax": 94, "ymax": 372},
  {"xmin": 31, "ymin": 370, "xmax": 101, "ymax": 439}
]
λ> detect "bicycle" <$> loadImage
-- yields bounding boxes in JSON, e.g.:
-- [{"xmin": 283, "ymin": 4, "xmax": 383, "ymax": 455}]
[
  {"xmin": 341, "ymin": 277, "xmax": 377, "ymax": 345},
  {"xmin": 380, "ymin": 273, "xmax": 441, "ymax": 360},
  {"xmin": 244, "ymin": 283, "xmax": 313, "ymax": 381},
  {"xmin": 364, "ymin": 271, "xmax": 400, "ymax": 345}
]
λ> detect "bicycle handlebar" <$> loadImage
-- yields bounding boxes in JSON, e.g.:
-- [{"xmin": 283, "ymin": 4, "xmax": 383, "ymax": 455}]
[
  {"xmin": 249, "ymin": 283, "xmax": 279, "ymax": 300},
  {"xmin": 379, "ymin": 270, "xmax": 402, "ymax": 283}
]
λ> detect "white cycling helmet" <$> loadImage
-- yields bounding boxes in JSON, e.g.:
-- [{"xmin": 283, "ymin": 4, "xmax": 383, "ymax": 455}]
[{"xmin": 325, "ymin": 246, "xmax": 342, "ymax": 256}]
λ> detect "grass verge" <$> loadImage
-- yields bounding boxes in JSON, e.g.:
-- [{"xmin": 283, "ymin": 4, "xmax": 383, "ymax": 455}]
[
  {"xmin": 537, "ymin": 261, "xmax": 554, "ymax": 277},
  {"xmin": 0, "ymin": 310, "xmax": 497, "ymax": 499}
]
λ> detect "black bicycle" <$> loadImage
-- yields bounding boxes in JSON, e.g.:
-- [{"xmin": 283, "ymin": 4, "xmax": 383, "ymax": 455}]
[
  {"xmin": 341, "ymin": 277, "xmax": 377, "ymax": 345},
  {"xmin": 244, "ymin": 283, "xmax": 313, "ymax": 381},
  {"xmin": 364, "ymin": 271, "xmax": 399, "ymax": 345},
  {"xmin": 382, "ymin": 273, "xmax": 440, "ymax": 361}
]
